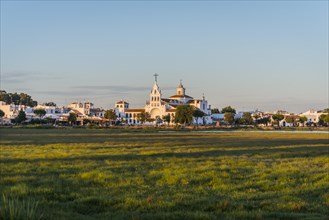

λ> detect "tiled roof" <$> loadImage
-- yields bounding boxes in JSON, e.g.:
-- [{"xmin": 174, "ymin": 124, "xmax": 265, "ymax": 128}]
[
  {"xmin": 71, "ymin": 109, "xmax": 83, "ymax": 115},
  {"xmin": 169, "ymin": 94, "xmax": 193, "ymax": 99},
  {"xmin": 116, "ymin": 100, "xmax": 129, "ymax": 104},
  {"xmin": 166, "ymin": 109, "xmax": 176, "ymax": 112}
]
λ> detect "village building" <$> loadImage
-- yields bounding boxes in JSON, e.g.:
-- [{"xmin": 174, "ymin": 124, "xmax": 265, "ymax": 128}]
[
  {"xmin": 90, "ymin": 108, "xmax": 105, "ymax": 118},
  {"xmin": 114, "ymin": 100, "xmax": 129, "ymax": 119},
  {"xmin": 67, "ymin": 101, "xmax": 94, "ymax": 116},
  {"xmin": 0, "ymin": 101, "xmax": 32, "ymax": 119},
  {"xmin": 299, "ymin": 109, "xmax": 326, "ymax": 124}
]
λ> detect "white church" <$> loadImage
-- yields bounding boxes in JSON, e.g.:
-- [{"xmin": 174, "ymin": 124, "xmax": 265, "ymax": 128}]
[{"xmin": 114, "ymin": 75, "xmax": 212, "ymax": 125}]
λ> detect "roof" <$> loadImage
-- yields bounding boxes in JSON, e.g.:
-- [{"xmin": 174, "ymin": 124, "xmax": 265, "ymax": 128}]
[
  {"xmin": 125, "ymin": 109, "xmax": 145, "ymax": 113},
  {"xmin": 162, "ymin": 99, "xmax": 182, "ymax": 104},
  {"xmin": 169, "ymin": 94, "xmax": 193, "ymax": 99},
  {"xmin": 161, "ymin": 98, "xmax": 171, "ymax": 102},
  {"xmin": 166, "ymin": 109, "xmax": 176, "ymax": 113},
  {"xmin": 70, "ymin": 109, "xmax": 83, "ymax": 115},
  {"xmin": 116, "ymin": 100, "xmax": 129, "ymax": 104}
]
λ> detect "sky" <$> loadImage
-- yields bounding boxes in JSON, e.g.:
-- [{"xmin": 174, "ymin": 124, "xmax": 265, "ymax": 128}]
[{"xmin": 1, "ymin": 0, "xmax": 328, "ymax": 113}]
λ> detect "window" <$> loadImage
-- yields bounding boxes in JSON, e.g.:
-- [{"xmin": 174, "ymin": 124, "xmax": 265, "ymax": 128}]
[{"xmin": 178, "ymin": 91, "xmax": 181, "ymax": 95}]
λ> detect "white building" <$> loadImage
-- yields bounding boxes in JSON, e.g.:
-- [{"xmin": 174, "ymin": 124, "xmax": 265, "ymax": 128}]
[
  {"xmin": 0, "ymin": 101, "xmax": 28, "ymax": 119},
  {"xmin": 114, "ymin": 100, "xmax": 129, "ymax": 119},
  {"xmin": 90, "ymin": 108, "xmax": 105, "ymax": 118},
  {"xmin": 67, "ymin": 101, "xmax": 94, "ymax": 116},
  {"xmin": 32, "ymin": 104, "xmax": 62, "ymax": 119},
  {"xmin": 299, "ymin": 109, "xmax": 326, "ymax": 124}
]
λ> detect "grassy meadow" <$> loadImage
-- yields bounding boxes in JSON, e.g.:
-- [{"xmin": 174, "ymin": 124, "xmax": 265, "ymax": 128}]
[{"xmin": 0, "ymin": 128, "xmax": 328, "ymax": 219}]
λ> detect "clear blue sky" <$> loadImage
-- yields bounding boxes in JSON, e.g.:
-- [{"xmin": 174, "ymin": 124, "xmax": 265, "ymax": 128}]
[{"xmin": 1, "ymin": 1, "xmax": 328, "ymax": 113}]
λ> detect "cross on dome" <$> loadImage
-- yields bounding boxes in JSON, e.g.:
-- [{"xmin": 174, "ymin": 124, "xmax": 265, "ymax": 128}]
[{"xmin": 153, "ymin": 73, "xmax": 159, "ymax": 82}]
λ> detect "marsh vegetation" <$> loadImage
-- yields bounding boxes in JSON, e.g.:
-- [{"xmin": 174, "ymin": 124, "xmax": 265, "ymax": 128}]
[{"xmin": 0, "ymin": 129, "xmax": 328, "ymax": 219}]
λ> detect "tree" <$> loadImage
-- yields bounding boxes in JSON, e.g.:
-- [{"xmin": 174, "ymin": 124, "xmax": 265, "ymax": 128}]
[
  {"xmin": 285, "ymin": 116, "xmax": 295, "ymax": 126},
  {"xmin": 211, "ymin": 108, "xmax": 220, "ymax": 114},
  {"xmin": 0, "ymin": 90, "xmax": 38, "ymax": 106},
  {"xmin": 193, "ymin": 109, "xmax": 205, "ymax": 125},
  {"xmin": 319, "ymin": 114, "xmax": 329, "ymax": 126},
  {"xmin": 0, "ymin": 109, "xmax": 4, "ymax": 125},
  {"xmin": 68, "ymin": 113, "xmax": 77, "ymax": 125},
  {"xmin": 242, "ymin": 112, "xmax": 253, "ymax": 125},
  {"xmin": 43, "ymin": 102, "xmax": 56, "ymax": 106},
  {"xmin": 224, "ymin": 112, "xmax": 235, "ymax": 125},
  {"xmin": 174, "ymin": 105, "xmax": 193, "ymax": 125},
  {"xmin": 104, "ymin": 109, "xmax": 117, "ymax": 124},
  {"xmin": 298, "ymin": 116, "xmax": 307, "ymax": 127},
  {"xmin": 221, "ymin": 106, "xmax": 236, "ymax": 114},
  {"xmin": 256, "ymin": 117, "xmax": 270, "ymax": 126},
  {"xmin": 15, "ymin": 109, "xmax": 27, "ymax": 124},
  {"xmin": 137, "ymin": 112, "xmax": 151, "ymax": 124},
  {"xmin": 144, "ymin": 112, "xmax": 151, "ymax": 122},
  {"xmin": 162, "ymin": 114, "xmax": 171, "ymax": 125},
  {"xmin": 272, "ymin": 114, "xmax": 284, "ymax": 126},
  {"xmin": 137, "ymin": 112, "xmax": 145, "ymax": 123},
  {"xmin": 34, "ymin": 108, "xmax": 46, "ymax": 123}
]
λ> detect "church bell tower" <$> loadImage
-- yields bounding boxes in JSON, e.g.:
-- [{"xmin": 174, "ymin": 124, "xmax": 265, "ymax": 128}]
[
  {"xmin": 176, "ymin": 80, "xmax": 185, "ymax": 96},
  {"xmin": 149, "ymin": 73, "xmax": 162, "ymax": 107}
]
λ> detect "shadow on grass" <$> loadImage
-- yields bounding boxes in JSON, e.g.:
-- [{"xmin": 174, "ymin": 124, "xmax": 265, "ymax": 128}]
[{"xmin": 1, "ymin": 145, "xmax": 328, "ymax": 165}]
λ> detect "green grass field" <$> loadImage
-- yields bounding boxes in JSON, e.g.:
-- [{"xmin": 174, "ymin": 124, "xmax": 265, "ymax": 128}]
[{"xmin": 0, "ymin": 129, "xmax": 328, "ymax": 220}]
